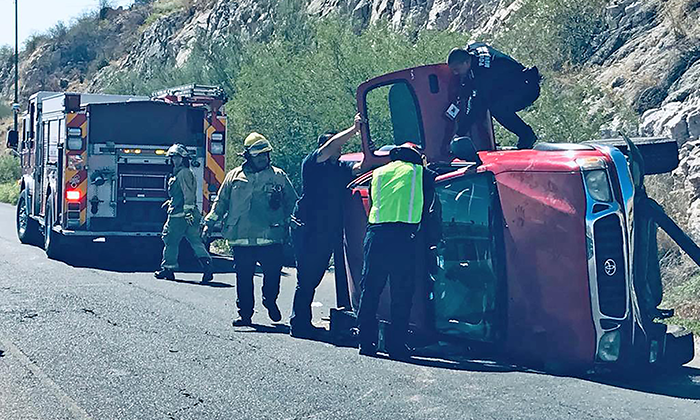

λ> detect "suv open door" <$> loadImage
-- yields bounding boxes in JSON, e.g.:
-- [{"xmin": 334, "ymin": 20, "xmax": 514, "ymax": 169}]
[{"xmin": 356, "ymin": 64, "xmax": 495, "ymax": 170}]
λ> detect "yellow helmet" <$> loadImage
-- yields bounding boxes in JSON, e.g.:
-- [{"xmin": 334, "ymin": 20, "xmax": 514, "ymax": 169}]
[{"xmin": 244, "ymin": 132, "xmax": 273, "ymax": 156}]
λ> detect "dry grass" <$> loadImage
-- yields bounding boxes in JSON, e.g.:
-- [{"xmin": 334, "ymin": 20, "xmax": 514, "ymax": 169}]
[{"xmin": 143, "ymin": 0, "xmax": 193, "ymax": 26}]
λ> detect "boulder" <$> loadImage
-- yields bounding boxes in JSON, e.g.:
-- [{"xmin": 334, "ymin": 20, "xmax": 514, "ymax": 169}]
[
  {"xmin": 667, "ymin": 113, "xmax": 690, "ymax": 145},
  {"xmin": 688, "ymin": 110, "xmax": 700, "ymax": 140}
]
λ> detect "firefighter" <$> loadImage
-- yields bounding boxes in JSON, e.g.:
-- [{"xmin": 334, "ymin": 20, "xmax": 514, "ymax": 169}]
[
  {"xmin": 447, "ymin": 43, "xmax": 541, "ymax": 149},
  {"xmin": 154, "ymin": 144, "xmax": 214, "ymax": 283},
  {"xmin": 356, "ymin": 144, "xmax": 437, "ymax": 359},
  {"xmin": 203, "ymin": 133, "xmax": 297, "ymax": 326},
  {"xmin": 289, "ymin": 114, "xmax": 367, "ymax": 338}
]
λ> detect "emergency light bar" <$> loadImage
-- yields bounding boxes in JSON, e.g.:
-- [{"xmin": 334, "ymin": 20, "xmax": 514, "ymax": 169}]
[{"xmin": 119, "ymin": 148, "xmax": 167, "ymax": 155}]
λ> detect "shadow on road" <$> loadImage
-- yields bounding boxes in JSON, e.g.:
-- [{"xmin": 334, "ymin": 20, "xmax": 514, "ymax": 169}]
[
  {"xmin": 46, "ymin": 240, "xmax": 295, "ymax": 278},
  {"xmin": 377, "ymin": 353, "xmax": 527, "ymax": 374},
  {"xmin": 584, "ymin": 366, "xmax": 700, "ymax": 399},
  {"xmin": 235, "ymin": 324, "xmax": 291, "ymax": 334},
  {"xmin": 159, "ymin": 277, "xmax": 234, "ymax": 288},
  {"xmin": 283, "ymin": 330, "xmax": 700, "ymax": 397}
]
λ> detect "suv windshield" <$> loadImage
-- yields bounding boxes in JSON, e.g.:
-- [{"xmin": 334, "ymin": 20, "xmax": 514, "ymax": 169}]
[{"xmin": 431, "ymin": 173, "xmax": 504, "ymax": 342}]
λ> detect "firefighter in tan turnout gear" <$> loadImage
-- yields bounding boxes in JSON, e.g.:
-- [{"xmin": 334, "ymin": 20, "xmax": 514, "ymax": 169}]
[
  {"xmin": 203, "ymin": 133, "xmax": 298, "ymax": 326},
  {"xmin": 154, "ymin": 144, "xmax": 214, "ymax": 283}
]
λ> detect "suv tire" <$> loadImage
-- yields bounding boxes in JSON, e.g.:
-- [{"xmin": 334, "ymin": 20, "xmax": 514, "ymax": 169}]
[
  {"xmin": 587, "ymin": 137, "xmax": 679, "ymax": 175},
  {"xmin": 664, "ymin": 325, "xmax": 695, "ymax": 367}
]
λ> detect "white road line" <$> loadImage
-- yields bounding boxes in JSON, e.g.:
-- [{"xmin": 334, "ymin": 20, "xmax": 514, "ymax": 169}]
[{"xmin": 0, "ymin": 338, "xmax": 93, "ymax": 420}]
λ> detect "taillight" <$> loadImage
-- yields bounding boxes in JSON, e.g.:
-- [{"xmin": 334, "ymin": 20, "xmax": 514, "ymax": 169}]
[{"xmin": 66, "ymin": 190, "xmax": 81, "ymax": 201}]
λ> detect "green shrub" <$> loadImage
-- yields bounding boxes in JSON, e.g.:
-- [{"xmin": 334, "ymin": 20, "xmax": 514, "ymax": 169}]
[
  {"xmin": 0, "ymin": 181, "xmax": 19, "ymax": 205},
  {"xmin": 0, "ymin": 155, "xmax": 20, "ymax": 183},
  {"xmin": 224, "ymin": 18, "xmax": 465, "ymax": 185},
  {"xmin": 492, "ymin": 0, "xmax": 608, "ymax": 71},
  {"xmin": 0, "ymin": 102, "xmax": 12, "ymax": 119},
  {"xmin": 105, "ymin": 0, "xmax": 624, "ymax": 178}
]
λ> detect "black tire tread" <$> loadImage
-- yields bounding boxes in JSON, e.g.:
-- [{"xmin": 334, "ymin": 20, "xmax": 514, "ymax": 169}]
[{"xmin": 586, "ymin": 137, "xmax": 679, "ymax": 175}]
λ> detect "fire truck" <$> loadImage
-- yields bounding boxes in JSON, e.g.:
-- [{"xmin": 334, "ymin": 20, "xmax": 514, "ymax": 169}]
[
  {"xmin": 6, "ymin": 85, "xmax": 227, "ymax": 259},
  {"xmin": 333, "ymin": 64, "xmax": 697, "ymax": 372}
]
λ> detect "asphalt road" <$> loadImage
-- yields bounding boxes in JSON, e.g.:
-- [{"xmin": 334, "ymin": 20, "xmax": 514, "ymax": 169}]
[{"xmin": 1, "ymin": 203, "xmax": 700, "ymax": 420}]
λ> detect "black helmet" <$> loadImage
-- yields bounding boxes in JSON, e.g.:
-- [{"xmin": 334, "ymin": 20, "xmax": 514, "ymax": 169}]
[{"xmin": 390, "ymin": 143, "xmax": 423, "ymax": 165}]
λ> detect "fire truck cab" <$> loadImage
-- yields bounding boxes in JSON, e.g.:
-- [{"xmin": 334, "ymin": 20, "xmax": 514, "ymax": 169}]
[{"xmin": 10, "ymin": 85, "xmax": 227, "ymax": 260}]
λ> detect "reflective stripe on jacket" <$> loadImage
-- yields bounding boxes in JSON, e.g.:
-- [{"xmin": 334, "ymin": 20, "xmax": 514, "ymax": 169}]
[{"xmin": 368, "ymin": 161, "xmax": 424, "ymax": 224}]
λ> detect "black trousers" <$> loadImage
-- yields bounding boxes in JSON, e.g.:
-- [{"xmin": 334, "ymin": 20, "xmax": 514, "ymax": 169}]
[
  {"xmin": 289, "ymin": 224, "xmax": 339, "ymax": 328},
  {"xmin": 356, "ymin": 223, "xmax": 417, "ymax": 350},
  {"xmin": 232, "ymin": 244, "xmax": 283, "ymax": 319},
  {"xmin": 490, "ymin": 77, "xmax": 541, "ymax": 148}
]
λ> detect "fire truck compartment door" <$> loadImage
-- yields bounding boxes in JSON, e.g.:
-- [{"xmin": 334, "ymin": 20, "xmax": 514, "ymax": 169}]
[{"xmin": 87, "ymin": 154, "xmax": 117, "ymax": 218}]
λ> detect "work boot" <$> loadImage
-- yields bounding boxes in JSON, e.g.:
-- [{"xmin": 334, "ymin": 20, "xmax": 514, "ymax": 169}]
[
  {"xmin": 387, "ymin": 343, "xmax": 413, "ymax": 361},
  {"xmin": 199, "ymin": 258, "xmax": 214, "ymax": 284},
  {"xmin": 264, "ymin": 301, "xmax": 282, "ymax": 323},
  {"xmin": 232, "ymin": 316, "xmax": 252, "ymax": 327},
  {"xmin": 516, "ymin": 131, "xmax": 538, "ymax": 149},
  {"xmin": 290, "ymin": 323, "xmax": 326, "ymax": 339},
  {"xmin": 154, "ymin": 268, "xmax": 175, "ymax": 280},
  {"xmin": 359, "ymin": 342, "xmax": 377, "ymax": 357}
]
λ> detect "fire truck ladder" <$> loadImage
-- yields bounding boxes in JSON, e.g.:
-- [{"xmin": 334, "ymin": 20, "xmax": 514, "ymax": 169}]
[{"xmin": 151, "ymin": 84, "xmax": 228, "ymax": 106}]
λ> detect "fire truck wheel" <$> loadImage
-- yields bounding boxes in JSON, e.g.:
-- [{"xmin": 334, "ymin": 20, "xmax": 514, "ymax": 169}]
[
  {"xmin": 16, "ymin": 192, "xmax": 42, "ymax": 245},
  {"xmin": 43, "ymin": 195, "xmax": 63, "ymax": 260}
]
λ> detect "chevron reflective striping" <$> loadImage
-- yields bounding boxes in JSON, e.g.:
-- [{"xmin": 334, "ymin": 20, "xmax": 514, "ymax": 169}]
[{"xmin": 206, "ymin": 153, "xmax": 226, "ymax": 183}]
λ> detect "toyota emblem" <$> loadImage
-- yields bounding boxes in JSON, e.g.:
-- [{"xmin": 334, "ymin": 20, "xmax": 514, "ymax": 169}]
[{"xmin": 604, "ymin": 259, "xmax": 617, "ymax": 276}]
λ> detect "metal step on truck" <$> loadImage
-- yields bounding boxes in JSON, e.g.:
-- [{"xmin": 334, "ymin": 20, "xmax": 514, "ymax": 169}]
[{"xmin": 6, "ymin": 85, "xmax": 228, "ymax": 261}]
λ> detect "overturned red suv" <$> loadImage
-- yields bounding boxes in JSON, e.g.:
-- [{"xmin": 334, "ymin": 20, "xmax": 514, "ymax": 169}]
[{"xmin": 333, "ymin": 63, "xmax": 696, "ymax": 371}]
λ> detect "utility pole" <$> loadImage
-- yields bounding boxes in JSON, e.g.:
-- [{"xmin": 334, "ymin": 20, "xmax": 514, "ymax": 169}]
[{"xmin": 13, "ymin": 0, "xmax": 19, "ymax": 131}]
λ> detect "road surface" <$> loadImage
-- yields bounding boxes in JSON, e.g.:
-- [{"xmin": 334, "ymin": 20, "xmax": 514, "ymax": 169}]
[{"xmin": 1, "ymin": 203, "xmax": 699, "ymax": 419}]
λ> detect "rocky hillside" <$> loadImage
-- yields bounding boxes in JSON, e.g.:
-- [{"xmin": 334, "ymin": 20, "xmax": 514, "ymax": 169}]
[{"xmin": 2, "ymin": 0, "xmax": 698, "ymax": 138}]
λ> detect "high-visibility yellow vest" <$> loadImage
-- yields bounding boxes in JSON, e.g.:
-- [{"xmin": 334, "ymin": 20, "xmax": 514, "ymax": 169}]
[{"xmin": 368, "ymin": 161, "xmax": 424, "ymax": 224}]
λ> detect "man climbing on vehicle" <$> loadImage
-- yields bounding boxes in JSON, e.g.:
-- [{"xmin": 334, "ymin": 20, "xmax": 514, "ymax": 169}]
[
  {"xmin": 356, "ymin": 144, "xmax": 437, "ymax": 359},
  {"xmin": 203, "ymin": 133, "xmax": 297, "ymax": 327},
  {"xmin": 447, "ymin": 43, "xmax": 541, "ymax": 149},
  {"xmin": 289, "ymin": 114, "xmax": 369, "ymax": 339},
  {"xmin": 154, "ymin": 144, "xmax": 214, "ymax": 283}
]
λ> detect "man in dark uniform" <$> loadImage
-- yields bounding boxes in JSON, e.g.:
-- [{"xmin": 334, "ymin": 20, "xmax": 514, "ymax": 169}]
[
  {"xmin": 289, "ymin": 114, "xmax": 368, "ymax": 339},
  {"xmin": 356, "ymin": 144, "xmax": 437, "ymax": 359},
  {"xmin": 447, "ymin": 43, "xmax": 541, "ymax": 149}
]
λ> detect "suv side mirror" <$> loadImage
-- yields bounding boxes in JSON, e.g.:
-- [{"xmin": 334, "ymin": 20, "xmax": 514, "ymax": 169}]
[
  {"xmin": 450, "ymin": 136, "xmax": 482, "ymax": 165},
  {"xmin": 5, "ymin": 129, "xmax": 18, "ymax": 150}
]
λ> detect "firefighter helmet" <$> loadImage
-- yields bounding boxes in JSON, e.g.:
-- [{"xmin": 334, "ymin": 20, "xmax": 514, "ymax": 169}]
[
  {"xmin": 244, "ymin": 132, "xmax": 273, "ymax": 156},
  {"xmin": 166, "ymin": 144, "xmax": 189, "ymax": 158}
]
